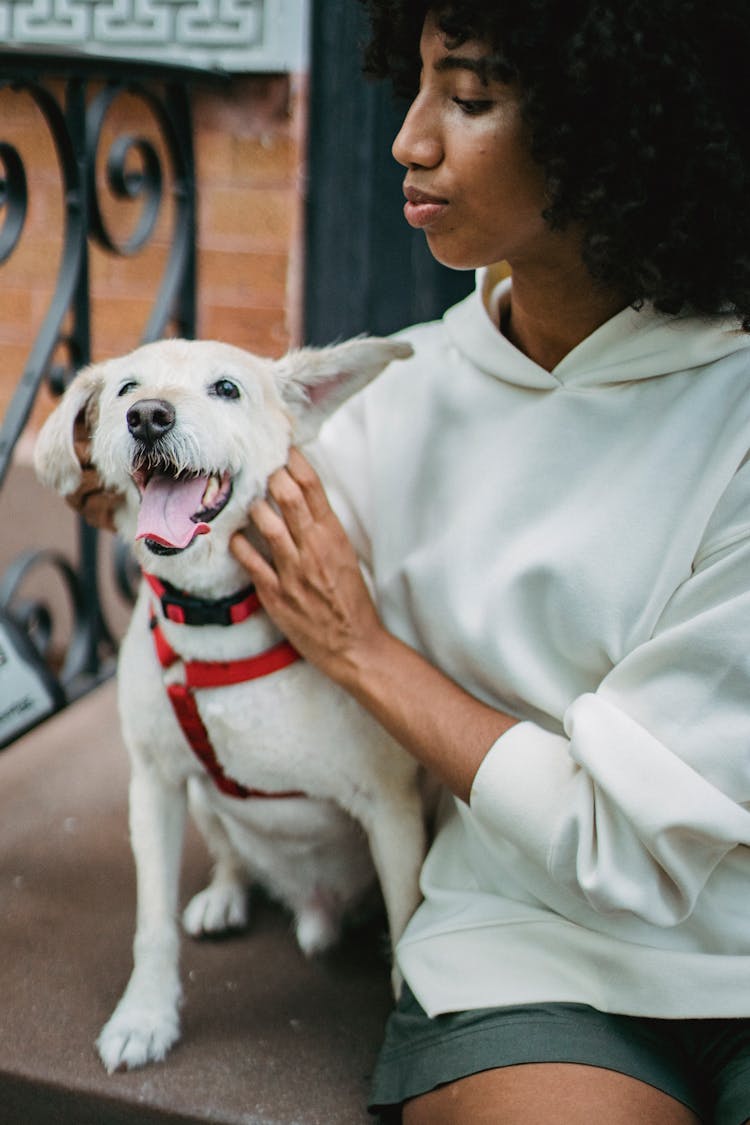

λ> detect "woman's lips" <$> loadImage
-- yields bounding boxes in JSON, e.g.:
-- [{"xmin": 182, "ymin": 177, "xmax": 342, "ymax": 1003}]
[{"xmin": 403, "ymin": 186, "xmax": 449, "ymax": 229}]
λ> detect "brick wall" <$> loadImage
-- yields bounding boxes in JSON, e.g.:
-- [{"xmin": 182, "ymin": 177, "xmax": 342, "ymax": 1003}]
[
  {"xmin": 193, "ymin": 73, "xmax": 306, "ymax": 355},
  {"xmin": 0, "ymin": 71, "xmax": 306, "ymax": 433}
]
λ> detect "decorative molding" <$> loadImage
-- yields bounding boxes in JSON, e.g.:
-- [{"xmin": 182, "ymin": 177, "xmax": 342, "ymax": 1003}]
[{"xmin": 0, "ymin": 0, "xmax": 309, "ymax": 72}]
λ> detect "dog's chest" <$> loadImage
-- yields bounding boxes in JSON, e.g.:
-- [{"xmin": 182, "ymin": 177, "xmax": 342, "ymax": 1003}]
[{"xmin": 117, "ymin": 599, "xmax": 378, "ymax": 802}]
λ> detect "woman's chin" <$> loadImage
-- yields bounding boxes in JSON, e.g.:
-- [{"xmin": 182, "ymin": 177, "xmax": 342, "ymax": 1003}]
[{"xmin": 423, "ymin": 232, "xmax": 497, "ymax": 272}]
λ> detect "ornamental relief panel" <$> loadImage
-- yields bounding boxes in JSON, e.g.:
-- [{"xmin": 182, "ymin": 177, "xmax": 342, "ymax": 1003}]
[{"xmin": 0, "ymin": 0, "xmax": 308, "ymax": 71}]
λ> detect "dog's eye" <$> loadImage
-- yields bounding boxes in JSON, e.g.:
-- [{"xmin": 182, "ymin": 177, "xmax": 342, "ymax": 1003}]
[
  {"xmin": 118, "ymin": 381, "xmax": 138, "ymax": 397},
  {"xmin": 211, "ymin": 379, "xmax": 240, "ymax": 401}
]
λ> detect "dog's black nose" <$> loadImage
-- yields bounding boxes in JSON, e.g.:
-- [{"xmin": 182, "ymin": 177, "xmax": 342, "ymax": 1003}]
[{"xmin": 126, "ymin": 398, "xmax": 175, "ymax": 446}]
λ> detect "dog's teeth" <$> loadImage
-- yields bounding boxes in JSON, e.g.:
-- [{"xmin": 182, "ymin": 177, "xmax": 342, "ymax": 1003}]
[{"xmin": 202, "ymin": 475, "xmax": 219, "ymax": 507}]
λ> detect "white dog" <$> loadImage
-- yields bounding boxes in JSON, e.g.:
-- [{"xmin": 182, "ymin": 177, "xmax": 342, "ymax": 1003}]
[{"xmin": 34, "ymin": 336, "xmax": 426, "ymax": 1073}]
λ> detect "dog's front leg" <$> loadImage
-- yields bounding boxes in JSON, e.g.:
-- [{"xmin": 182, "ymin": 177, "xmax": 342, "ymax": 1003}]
[
  {"xmin": 97, "ymin": 760, "xmax": 187, "ymax": 1072},
  {"xmin": 358, "ymin": 785, "xmax": 427, "ymax": 996}
]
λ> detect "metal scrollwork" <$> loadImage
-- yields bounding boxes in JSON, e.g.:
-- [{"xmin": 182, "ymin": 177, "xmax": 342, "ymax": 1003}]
[
  {"xmin": 97, "ymin": 130, "xmax": 164, "ymax": 255},
  {"xmin": 84, "ymin": 78, "xmax": 196, "ymax": 343},
  {"xmin": 0, "ymin": 140, "xmax": 28, "ymax": 263},
  {"xmin": 0, "ymin": 547, "xmax": 112, "ymax": 692},
  {"xmin": 0, "ymin": 49, "xmax": 205, "ymax": 740},
  {"xmin": 0, "ymin": 75, "xmax": 86, "ymax": 480}
]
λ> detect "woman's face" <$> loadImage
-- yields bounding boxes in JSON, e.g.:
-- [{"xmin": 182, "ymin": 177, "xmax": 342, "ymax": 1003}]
[{"xmin": 392, "ymin": 13, "xmax": 555, "ymax": 271}]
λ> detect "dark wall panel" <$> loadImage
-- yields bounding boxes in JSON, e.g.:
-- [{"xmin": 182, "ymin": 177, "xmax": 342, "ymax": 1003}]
[{"xmin": 303, "ymin": 0, "xmax": 473, "ymax": 345}]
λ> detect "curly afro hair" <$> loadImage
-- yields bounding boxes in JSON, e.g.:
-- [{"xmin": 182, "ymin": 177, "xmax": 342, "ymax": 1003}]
[{"xmin": 359, "ymin": 0, "xmax": 750, "ymax": 329}]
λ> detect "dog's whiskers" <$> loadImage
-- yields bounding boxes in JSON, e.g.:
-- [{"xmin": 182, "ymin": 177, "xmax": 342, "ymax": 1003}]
[{"xmin": 130, "ymin": 438, "xmax": 219, "ymax": 482}]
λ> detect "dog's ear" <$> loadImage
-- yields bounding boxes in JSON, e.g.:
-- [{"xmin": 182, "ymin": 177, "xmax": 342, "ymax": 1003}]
[
  {"xmin": 273, "ymin": 337, "xmax": 413, "ymax": 443},
  {"xmin": 33, "ymin": 363, "xmax": 105, "ymax": 495}
]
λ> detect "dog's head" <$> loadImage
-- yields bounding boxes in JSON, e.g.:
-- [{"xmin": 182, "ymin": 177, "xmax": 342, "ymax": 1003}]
[{"xmin": 34, "ymin": 336, "xmax": 411, "ymax": 584}]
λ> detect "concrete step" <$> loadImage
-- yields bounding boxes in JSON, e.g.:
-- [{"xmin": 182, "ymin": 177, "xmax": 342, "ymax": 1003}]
[{"xmin": 0, "ymin": 682, "xmax": 393, "ymax": 1124}]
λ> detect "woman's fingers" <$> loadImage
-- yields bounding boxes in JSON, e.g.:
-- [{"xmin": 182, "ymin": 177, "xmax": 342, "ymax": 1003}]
[
  {"xmin": 73, "ymin": 409, "xmax": 93, "ymax": 468},
  {"xmin": 265, "ymin": 469, "xmax": 313, "ymax": 546},
  {"xmin": 65, "ymin": 465, "xmax": 118, "ymax": 531},
  {"xmin": 232, "ymin": 451, "xmax": 381, "ymax": 681},
  {"xmin": 286, "ymin": 447, "xmax": 332, "ymax": 520},
  {"xmin": 229, "ymin": 533, "xmax": 288, "ymax": 615},
  {"xmin": 248, "ymin": 495, "xmax": 301, "ymax": 576},
  {"xmin": 263, "ymin": 449, "xmax": 331, "ymax": 548},
  {"xmin": 67, "ymin": 407, "xmax": 123, "ymax": 531}
]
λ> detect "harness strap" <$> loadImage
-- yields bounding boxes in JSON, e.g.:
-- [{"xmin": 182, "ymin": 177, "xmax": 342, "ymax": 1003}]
[
  {"xmin": 151, "ymin": 617, "xmax": 301, "ymax": 689},
  {"xmin": 150, "ymin": 614, "xmax": 304, "ymax": 800}
]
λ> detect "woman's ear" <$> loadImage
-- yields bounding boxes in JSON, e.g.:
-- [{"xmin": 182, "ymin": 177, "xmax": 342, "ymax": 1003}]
[
  {"xmin": 34, "ymin": 363, "xmax": 105, "ymax": 495},
  {"xmin": 273, "ymin": 337, "xmax": 412, "ymax": 443}
]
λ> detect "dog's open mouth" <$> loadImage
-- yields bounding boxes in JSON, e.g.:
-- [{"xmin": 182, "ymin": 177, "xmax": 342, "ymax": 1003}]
[{"xmin": 132, "ymin": 466, "xmax": 234, "ymax": 553}]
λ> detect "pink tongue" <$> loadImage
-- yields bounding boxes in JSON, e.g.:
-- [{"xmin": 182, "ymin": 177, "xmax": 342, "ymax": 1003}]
[{"xmin": 135, "ymin": 474, "xmax": 211, "ymax": 549}]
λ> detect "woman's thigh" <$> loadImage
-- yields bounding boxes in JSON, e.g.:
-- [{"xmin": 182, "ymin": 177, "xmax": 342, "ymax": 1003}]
[{"xmin": 402, "ymin": 1062, "xmax": 702, "ymax": 1125}]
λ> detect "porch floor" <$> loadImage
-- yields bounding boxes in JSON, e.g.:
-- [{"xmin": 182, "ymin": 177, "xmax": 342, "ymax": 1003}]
[{"xmin": 0, "ymin": 681, "xmax": 393, "ymax": 1125}]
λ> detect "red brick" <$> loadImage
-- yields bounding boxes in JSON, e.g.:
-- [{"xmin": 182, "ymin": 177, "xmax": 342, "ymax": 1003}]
[
  {"xmin": 0, "ymin": 240, "xmax": 60, "ymax": 291},
  {"xmin": 198, "ymin": 249, "xmax": 288, "ymax": 307},
  {"xmin": 200, "ymin": 305, "xmax": 291, "ymax": 358},
  {"xmin": 200, "ymin": 185, "xmax": 298, "ymax": 249},
  {"xmin": 192, "ymin": 76, "xmax": 293, "ymax": 140},
  {"xmin": 0, "ymin": 290, "xmax": 34, "ymax": 336},
  {"xmin": 89, "ymin": 244, "xmax": 171, "ymax": 293},
  {"xmin": 196, "ymin": 131, "xmax": 297, "ymax": 188}
]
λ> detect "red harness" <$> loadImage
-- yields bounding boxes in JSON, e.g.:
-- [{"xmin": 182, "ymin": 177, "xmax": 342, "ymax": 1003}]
[{"xmin": 145, "ymin": 573, "xmax": 304, "ymax": 801}]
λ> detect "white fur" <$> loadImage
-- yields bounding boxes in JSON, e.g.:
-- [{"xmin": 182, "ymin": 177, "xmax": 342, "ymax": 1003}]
[{"xmin": 35, "ymin": 336, "xmax": 426, "ymax": 1073}]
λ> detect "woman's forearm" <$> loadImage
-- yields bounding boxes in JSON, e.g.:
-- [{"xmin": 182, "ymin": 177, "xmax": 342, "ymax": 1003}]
[{"xmin": 335, "ymin": 623, "xmax": 518, "ymax": 802}]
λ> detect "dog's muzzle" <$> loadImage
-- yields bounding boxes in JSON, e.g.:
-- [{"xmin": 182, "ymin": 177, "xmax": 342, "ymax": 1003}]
[
  {"xmin": 133, "ymin": 469, "xmax": 234, "ymax": 554},
  {"xmin": 127, "ymin": 398, "xmax": 234, "ymax": 553}
]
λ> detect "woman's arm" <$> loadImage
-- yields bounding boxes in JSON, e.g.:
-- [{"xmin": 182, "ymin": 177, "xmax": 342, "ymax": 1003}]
[{"xmin": 230, "ymin": 447, "xmax": 518, "ymax": 802}]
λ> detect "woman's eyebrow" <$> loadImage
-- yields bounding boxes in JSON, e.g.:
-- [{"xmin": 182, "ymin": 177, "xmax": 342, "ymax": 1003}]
[{"xmin": 434, "ymin": 55, "xmax": 490, "ymax": 82}]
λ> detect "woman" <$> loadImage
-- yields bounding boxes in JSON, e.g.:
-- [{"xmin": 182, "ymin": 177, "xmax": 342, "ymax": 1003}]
[
  {"xmin": 229, "ymin": 3, "xmax": 750, "ymax": 1123},
  {"xmin": 71, "ymin": 2, "xmax": 750, "ymax": 1121}
]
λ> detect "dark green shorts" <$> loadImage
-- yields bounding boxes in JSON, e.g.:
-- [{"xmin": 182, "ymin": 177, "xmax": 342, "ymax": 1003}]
[{"xmin": 369, "ymin": 986, "xmax": 750, "ymax": 1124}]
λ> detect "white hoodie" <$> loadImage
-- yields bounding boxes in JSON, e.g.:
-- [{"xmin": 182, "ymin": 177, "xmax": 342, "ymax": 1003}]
[{"xmin": 313, "ymin": 269, "xmax": 750, "ymax": 1019}]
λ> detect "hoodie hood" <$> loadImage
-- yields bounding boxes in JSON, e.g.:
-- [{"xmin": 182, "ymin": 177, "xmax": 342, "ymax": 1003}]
[{"xmin": 443, "ymin": 267, "xmax": 750, "ymax": 391}]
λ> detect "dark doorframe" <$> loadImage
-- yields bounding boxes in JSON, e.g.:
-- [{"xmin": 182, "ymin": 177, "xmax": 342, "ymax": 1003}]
[{"xmin": 303, "ymin": 0, "xmax": 473, "ymax": 345}]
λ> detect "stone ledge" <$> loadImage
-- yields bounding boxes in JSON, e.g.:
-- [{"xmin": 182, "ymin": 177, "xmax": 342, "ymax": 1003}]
[{"xmin": 0, "ymin": 682, "xmax": 392, "ymax": 1124}]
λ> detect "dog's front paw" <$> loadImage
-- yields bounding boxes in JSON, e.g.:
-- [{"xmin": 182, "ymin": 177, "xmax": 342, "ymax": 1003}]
[
  {"xmin": 97, "ymin": 999, "xmax": 180, "ymax": 1073},
  {"xmin": 182, "ymin": 881, "xmax": 249, "ymax": 937}
]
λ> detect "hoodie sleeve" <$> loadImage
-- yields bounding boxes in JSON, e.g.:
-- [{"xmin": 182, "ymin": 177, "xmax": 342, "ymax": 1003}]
[{"xmin": 470, "ymin": 456, "xmax": 750, "ymax": 928}]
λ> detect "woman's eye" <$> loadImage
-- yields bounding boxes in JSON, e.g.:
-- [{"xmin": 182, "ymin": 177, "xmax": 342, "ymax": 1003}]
[
  {"xmin": 210, "ymin": 378, "xmax": 240, "ymax": 400},
  {"xmin": 117, "ymin": 380, "xmax": 138, "ymax": 397},
  {"xmin": 452, "ymin": 97, "xmax": 492, "ymax": 115}
]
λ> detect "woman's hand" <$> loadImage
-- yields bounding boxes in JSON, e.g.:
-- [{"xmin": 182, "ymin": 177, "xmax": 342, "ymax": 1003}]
[
  {"xmin": 232, "ymin": 447, "xmax": 517, "ymax": 800},
  {"xmin": 230, "ymin": 447, "xmax": 384, "ymax": 687},
  {"xmin": 65, "ymin": 411, "xmax": 122, "ymax": 532}
]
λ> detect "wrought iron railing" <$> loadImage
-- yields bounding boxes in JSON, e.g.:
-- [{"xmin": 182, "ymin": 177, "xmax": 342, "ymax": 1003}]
[{"xmin": 0, "ymin": 45, "xmax": 213, "ymax": 746}]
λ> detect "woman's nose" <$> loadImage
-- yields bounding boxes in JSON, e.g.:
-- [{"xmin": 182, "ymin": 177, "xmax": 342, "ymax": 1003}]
[{"xmin": 392, "ymin": 95, "xmax": 442, "ymax": 169}]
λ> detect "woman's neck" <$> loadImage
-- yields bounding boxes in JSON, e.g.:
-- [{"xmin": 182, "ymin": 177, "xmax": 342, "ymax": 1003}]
[{"xmin": 500, "ymin": 245, "xmax": 629, "ymax": 371}]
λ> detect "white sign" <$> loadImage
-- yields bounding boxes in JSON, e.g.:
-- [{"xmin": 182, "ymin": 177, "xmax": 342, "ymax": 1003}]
[{"xmin": 0, "ymin": 617, "xmax": 59, "ymax": 746}]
